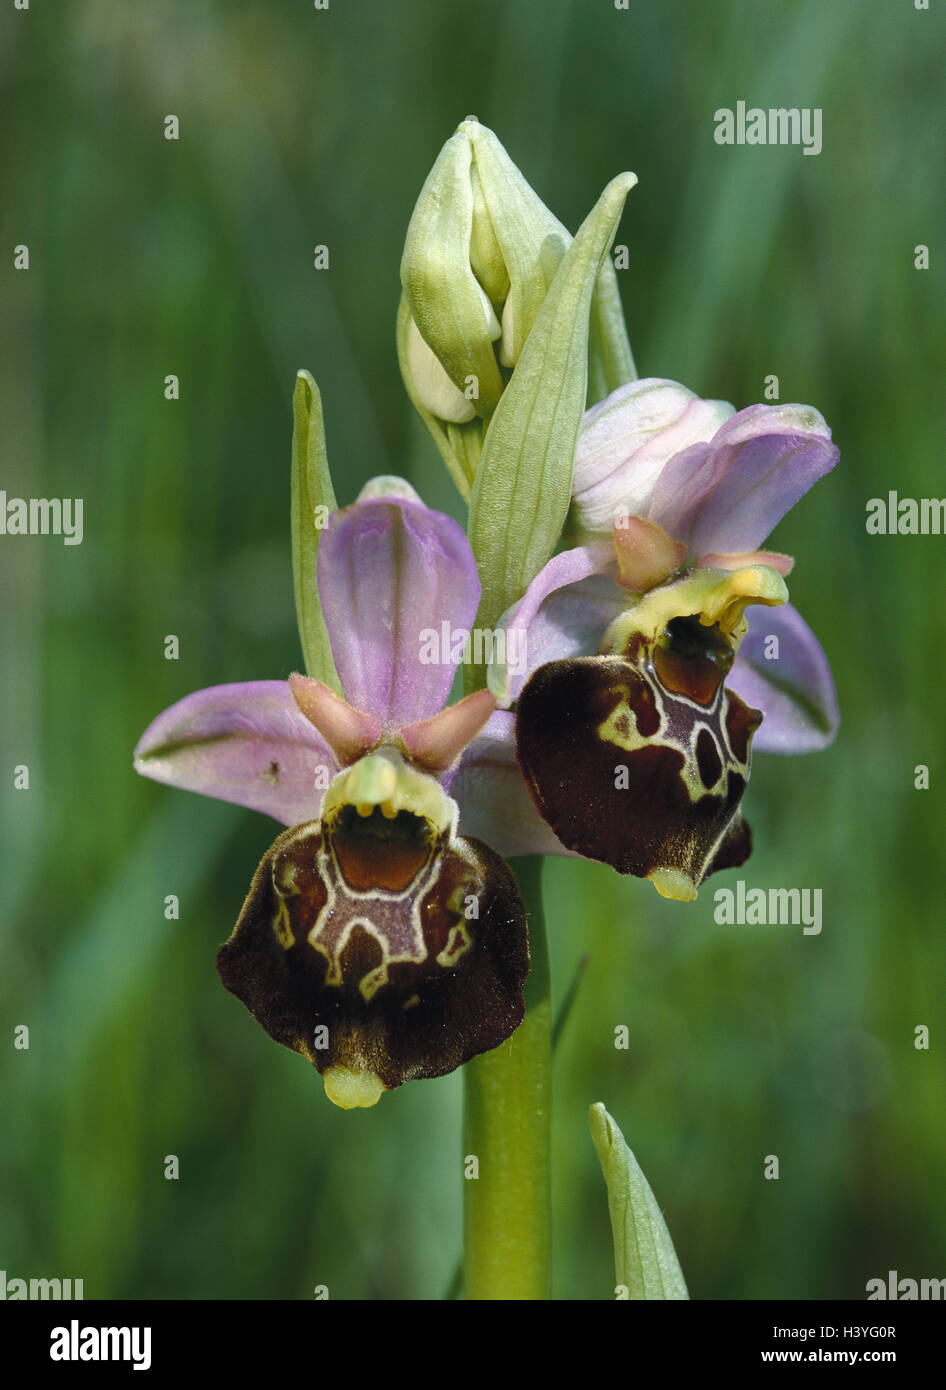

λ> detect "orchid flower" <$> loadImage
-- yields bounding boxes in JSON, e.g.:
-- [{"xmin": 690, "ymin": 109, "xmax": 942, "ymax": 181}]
[
  {"xmin": 134, "ymin": 478, "xmax": 540, "ymax": 1108},
  {"xmin": 488, "ymin": 378, "xmax": 841, "ymax": 903}
]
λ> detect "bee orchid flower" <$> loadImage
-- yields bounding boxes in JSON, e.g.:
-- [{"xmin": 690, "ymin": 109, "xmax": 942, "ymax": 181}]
[
  {"xmin": 134, "ymin": 478, "xmax": 541, "ymax": 1108},
  {"xmin": 488, "ymin": 380, "xmax": 841, "ymax": 902}
]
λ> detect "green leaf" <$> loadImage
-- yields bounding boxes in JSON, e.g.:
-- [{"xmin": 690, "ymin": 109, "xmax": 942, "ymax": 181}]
[
  {"xmin": 291, "ymin": 370, "xmax": 341, "ymax": 691},
  {"xmin": 466, "ymin": 172, "xmax": 636, "ymax": 679},
  {"xmin": 589, "ymin": 1101, "xmax": 689, "ymax": 1300}
]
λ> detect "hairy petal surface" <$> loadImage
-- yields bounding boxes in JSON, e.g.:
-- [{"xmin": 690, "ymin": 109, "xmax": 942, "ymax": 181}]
[
  {"xmin": 400, "ymin": 688, "xmax": 496, "ymax": 773},
  {"xmin": 288, "ymin": 674, "xmax": 384, "ymax": 765}
]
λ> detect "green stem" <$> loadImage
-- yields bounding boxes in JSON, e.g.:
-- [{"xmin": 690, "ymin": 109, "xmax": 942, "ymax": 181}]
[{"xmin": 462, "ymin": 856, "xmax": 551, "ymax": 1300}]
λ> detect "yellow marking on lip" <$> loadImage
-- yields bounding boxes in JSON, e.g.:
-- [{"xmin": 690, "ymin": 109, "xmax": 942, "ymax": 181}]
[
  {"xmin": 436, "ymin": 921, "xmax": 472, "ymax": 969},
  {"xmin": 273, "ymin": 901, "xmax": 295, "ymax": 949},
  {"xmin": 274, "ymin": 860, "xmax": 298, "ymax": 893},
  {"xmin": 598, "ymin": 701, "xmax": 651, "ymax": 754},
  {"xmin": 359, "ymin": 963, "xmax": 390, "ymax": 1003}
]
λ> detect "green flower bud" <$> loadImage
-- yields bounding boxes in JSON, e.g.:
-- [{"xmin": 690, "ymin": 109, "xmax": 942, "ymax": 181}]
[
  {"xmin": 404, "ymin": 288, "xmax": 499, "ymax": 425},
  {"xmin": 398, "ymin": 118, "xmax": 637, "ymax": 501},
  {"xmin": 457, "ymin": 118, "xmax": 568, "ymax": 368},
  {"xmin": 468, "ymin": 159, "xmax": 509, "ymax": 306},
  {"xmin": 400, "ymin": 126, "xmax": 507, "ymax": 421}
]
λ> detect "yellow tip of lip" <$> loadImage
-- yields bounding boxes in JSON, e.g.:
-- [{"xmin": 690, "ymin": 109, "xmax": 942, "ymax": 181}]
[
  {"xmin": 648, "ymin": 867, "xmax": 698, "ymax": 902},
  {"xmin": 322, "ymin": 1066, "xmax": 386, "ymax": 1110},
  {"xmin": 730, "ymin": 567, "xmax": 762, "ymax": 595}
]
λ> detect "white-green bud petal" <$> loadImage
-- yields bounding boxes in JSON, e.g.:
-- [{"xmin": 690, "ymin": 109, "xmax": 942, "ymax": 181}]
[
  {"xmin": 405, "ymin": 314, "xmax": 478, "ymax": 424},
  {"xmin": 469, "ymin": 161, "xmax": 509, "ymax": 306},
  {"xmin": 400, "ymin": 131, "xmax": 505, "ymax": 416},
  {"xmin": 461, "ymin": 118, "xmax": 570, "ymax": 363}
]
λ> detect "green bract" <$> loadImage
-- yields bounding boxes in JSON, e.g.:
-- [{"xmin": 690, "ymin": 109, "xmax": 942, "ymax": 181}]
[
  {"xmin": 589, "ymin": 1102, "xmax": 689, "ymax": 1300},
  {"xmin": 467, "ymin": 171, "xmax": 637, "ymax": 678},
  {"xmin": 290, "ymin": 370, "xmax": 340, "ymax": 691}
]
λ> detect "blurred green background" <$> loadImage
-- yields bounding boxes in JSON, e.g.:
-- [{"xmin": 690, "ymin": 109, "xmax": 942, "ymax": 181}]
[{"xmin": 2, "ymin": 0, "xmax": 944, "ymax": 1301}]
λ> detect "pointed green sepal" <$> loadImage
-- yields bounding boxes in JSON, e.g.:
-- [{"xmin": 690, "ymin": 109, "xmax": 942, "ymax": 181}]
[
  {"xmin": 466, "ymin": 172, "xmax": 637, "ymax": 680},
  {"xmin": 589, "ymin": 1101, "xmax": 689, "ymax": 1300},
  {"xmin": 589, "ymin": 256, "xmax": 638, "ymax": 404},
  {"xmin": 291, "ymin": 371, "xmax": 341, "ymax": 692}
]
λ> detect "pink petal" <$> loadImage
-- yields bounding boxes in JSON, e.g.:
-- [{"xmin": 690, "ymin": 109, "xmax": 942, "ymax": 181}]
[
  {"xmin": 700, "ymin": 549, "xmax": 795, "ymax": 576},
  {"xmin": 400, "ymin": 688, "xmax": 496, "ymax": 773},
  {"xmin": 487, "ymin": 543, "xmax": 620, "ymax": 706},
  {"xmin": 648, "ymin": 403, "xmax": 839, "ymax": 556},
  {"xmin": 134, "ymin": 681, "xmax": 338, "ymax": 825},
  {"xmin": 613, "ymin": 515, "xmax": 687, "ymax": 592},
  {"xmin": 317, "ymin": 488, "xmax": 481, "ymax": 728},
  {"xmin": 449, "ymin": 710, "xmax": 577, "ymax": 857},
  {"xmin": 728, "ymin": 604, "xmax": 839, "ymax": 754},
  {"xmin": 573, "ymin": 378, "xmax": 734, "ymax": 533},
  {"xmin": 288, "ymin": 674, "xmax": 384, "ymax": 766}
]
